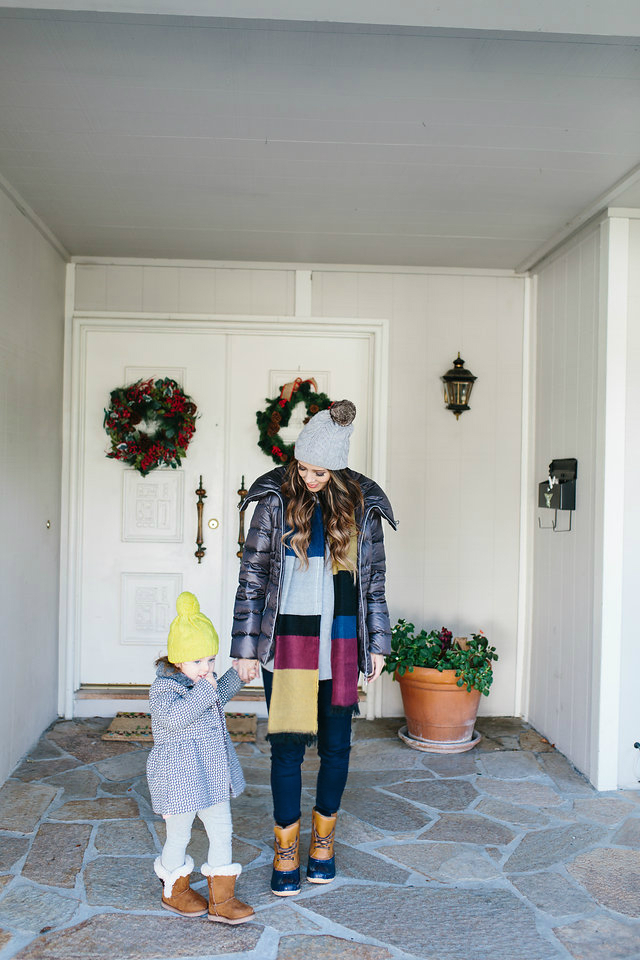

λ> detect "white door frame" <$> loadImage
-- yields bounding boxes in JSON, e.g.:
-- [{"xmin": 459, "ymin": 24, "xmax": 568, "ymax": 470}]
[{"xmin": 59, "ymin": 311, "xmax": 390, "ymax": 719}]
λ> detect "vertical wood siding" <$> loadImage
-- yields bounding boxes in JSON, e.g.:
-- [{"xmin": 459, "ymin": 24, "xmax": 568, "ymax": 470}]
[
  {"xmin": 530, "ymin": 229, "xmax": 600, "ymax": 778},
  {"xmin": 0, "ymin": 191, "xmax": 66, "ymax": 784}
]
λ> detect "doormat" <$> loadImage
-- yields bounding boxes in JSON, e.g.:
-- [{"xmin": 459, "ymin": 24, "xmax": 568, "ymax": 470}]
[
  {"xmin": 101, "ymin": 711, "xmax": 257, "ymax": 743},
  {"xmin": 102, "ymin": 712, "xmax": 152, "ymax": 742}
]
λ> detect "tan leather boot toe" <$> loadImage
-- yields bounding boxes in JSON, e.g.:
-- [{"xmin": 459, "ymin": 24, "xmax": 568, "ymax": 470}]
[
  {"xmin": 162, "ymin": 874, "xmax": 208, "ymax": 917},
  {"xmin": 202, "ymin": 863, "xmax": 254, "ymax": 925}
]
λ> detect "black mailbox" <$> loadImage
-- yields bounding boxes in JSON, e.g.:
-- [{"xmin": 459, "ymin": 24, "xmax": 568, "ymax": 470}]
[{"xmin": 538, "ymin": 458, "xmax": 577, "ymax": 511}]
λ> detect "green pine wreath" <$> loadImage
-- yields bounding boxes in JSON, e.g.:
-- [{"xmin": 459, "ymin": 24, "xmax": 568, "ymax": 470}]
[
  {"xmin": 256, "ymin": 380, "xmax": 332, "ymax": 465},
  {"xmin": 103, "ymin": 378, "xmax": 198, "ymax": 477}
]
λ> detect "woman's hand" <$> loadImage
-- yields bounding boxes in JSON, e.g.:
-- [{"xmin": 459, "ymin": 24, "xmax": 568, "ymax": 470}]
[
  {"xmin": 234, "ymin": 658, "xmax": 260, "ymax": 683},
  {"xmin": 366, "ymin": 653, "xmax": 386, "ymax": 683}
]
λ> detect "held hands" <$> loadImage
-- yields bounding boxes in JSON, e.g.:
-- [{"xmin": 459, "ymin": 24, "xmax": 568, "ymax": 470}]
[
  {"xmin": 232, "ymin": 656, "xmax": 381, "ymax": 682},
  {"xmin": 233, "ymin": 658, "xmax": 260, "ymax": 683},
  {"xmin": 366, "ymin": 653, "xmax": 386, "ymax": 683}
]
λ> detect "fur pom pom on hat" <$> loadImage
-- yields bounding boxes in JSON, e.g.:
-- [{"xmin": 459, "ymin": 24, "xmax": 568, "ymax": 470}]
[
  {"xmin": 294, "ymin": 399, "xmax": 356, "ymax": 470},
  {"xmin": 167, "ymin": 591, "xmax": 219, "ymax": 664}
]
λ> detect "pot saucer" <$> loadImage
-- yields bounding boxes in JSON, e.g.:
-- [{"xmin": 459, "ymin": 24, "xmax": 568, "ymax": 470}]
[{"xmin": 397, "ymin": 724, "xmax": 482, "ymax": 754}]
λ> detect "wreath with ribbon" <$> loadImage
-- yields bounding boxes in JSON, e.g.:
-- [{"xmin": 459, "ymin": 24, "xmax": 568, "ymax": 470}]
[
  {"xmin": 103, "ymin": 378, "xmax": 198, "ymax": 477},
  {"xmin": 256, "ymin": 378, "xmax": 332, "ymax": 465}
]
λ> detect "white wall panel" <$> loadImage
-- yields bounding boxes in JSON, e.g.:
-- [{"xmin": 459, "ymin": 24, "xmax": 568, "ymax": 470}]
[
  {"xmin": 0, "ymin": 189, "xmax": 66, "ymax": 784},
  {"xmin": 142, "ymin": 266, "xmax": 180, "ymax": 314},
  {"xmin": 75, "ymin": 263, "xmax": 295, "ymax": 316},
  {"xmin": 106, "ymin": 265, "xmax": 144, "ymax": 312},
  {"xmin": 529, "ymin": 229, "xmax": 600, "ymax": 779}
]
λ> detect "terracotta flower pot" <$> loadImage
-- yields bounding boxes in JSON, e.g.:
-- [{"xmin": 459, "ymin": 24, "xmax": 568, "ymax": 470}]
[{"xmin": 396, "ymin": 666, "xmax": 481, "ymax": 744}]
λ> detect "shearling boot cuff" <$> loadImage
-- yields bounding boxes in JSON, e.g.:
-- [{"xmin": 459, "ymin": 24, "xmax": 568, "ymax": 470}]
[
  {"xmin": 154, "ymin": 854, "xmax": 195, "ymax": 898},
  {"xmin": 201, "ymin": 862, "xmax": 242, "ymax": 878}
]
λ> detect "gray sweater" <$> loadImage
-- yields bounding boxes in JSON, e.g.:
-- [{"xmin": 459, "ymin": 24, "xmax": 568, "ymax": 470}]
[{"xmin": 146, "ymin": 662, "xmax": 245, "ymax": 816}]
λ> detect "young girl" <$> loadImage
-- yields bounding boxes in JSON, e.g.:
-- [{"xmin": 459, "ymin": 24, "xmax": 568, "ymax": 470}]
[
  {"xmin": 147, "ymin": 591, "xmax": 255, "ymax": 923},
  {"xmin": 231, "ymin": 400, "xmax": 396, "ymax": 896}
]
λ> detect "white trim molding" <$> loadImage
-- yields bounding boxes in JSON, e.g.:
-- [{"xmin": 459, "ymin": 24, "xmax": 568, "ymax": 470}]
[
  {"xmin": 0, "ymin": 170, "xmax": 69, "ymax": 261},
  {"xmin": 71, "ymin": 255, "xmax": 518, "ymax": 279}
]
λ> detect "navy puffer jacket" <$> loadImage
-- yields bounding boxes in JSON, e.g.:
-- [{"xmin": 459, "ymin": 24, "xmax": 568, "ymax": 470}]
[{"xmin": 230, "ymin": 466, "xmax": 396, "ymax": 677}]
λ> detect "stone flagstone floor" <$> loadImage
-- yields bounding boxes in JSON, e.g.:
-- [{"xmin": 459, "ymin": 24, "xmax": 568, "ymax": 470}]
[{"xmin": 0, "ymin": 716, "xmax": 640, "ymax": 960}]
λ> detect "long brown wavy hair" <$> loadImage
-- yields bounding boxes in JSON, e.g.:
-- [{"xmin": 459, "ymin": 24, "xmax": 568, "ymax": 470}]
[{"xmin": 281, "ymin": 459, "xmax": 364, "ymax": 571}]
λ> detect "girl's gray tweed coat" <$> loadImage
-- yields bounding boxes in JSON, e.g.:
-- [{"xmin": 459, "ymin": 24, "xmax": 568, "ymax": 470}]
[{"xmin": 146, "ymin": 662, "xmax": 245, "ymax": 816}]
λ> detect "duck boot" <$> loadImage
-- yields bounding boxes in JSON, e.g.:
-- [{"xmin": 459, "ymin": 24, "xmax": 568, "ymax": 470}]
[
  {"xmin": 271, "ymin": 820, "xmax": 301, "ymax": 896},
  {"xmin": 201, "ymin": 863, "xmax": 254, "ymax": 925},
  {"xmin": 153, "ymin": 855, "xmax": 208, "ymax": 918},
  {"xmin": 307, "ymin": 808, "xmax": 337, "ymax": 883}
]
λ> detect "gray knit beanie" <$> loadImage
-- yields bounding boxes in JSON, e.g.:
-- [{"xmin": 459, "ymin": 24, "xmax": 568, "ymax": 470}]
[{"xmin": 294, "ymin": 400, "xmax": 356, "ymax": 470}]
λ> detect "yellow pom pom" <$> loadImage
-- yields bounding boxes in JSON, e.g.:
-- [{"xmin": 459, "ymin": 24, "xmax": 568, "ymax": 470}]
[{"xmin": 175, "ymin": 591, "xmax": 200, "ymax": 617}]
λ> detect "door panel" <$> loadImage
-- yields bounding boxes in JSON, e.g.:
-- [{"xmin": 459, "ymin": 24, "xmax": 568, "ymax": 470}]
[{"xmin": 80, "ymin": 328, "xmax": 227, "ymax": 685}]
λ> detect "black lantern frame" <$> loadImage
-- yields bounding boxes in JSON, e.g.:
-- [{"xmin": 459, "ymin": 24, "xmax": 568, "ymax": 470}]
[{"xmin": 442, "ymin": 353, "xmax": 477, "ymax": 420}]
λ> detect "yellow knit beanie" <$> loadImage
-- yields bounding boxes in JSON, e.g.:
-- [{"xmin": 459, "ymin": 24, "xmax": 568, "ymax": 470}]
[{"xmin": 167, "ymin": 592, "xmax": 219, "ymax": 664}]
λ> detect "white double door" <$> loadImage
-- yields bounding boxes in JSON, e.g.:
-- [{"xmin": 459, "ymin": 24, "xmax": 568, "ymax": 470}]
[{"xmin": 77, "ymin": 320, "xmax": 373, "ymax": 687}]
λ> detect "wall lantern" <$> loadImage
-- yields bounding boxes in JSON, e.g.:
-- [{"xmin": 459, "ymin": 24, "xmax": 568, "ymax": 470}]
[{"xmin": 442, "ymin": 353, "xmax": 477, "ymax": 420}]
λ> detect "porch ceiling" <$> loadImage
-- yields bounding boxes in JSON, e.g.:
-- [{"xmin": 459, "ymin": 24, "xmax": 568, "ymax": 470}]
[{"xmin": 0, "ymin": 6, "xmax": 639, "ymax": 268}]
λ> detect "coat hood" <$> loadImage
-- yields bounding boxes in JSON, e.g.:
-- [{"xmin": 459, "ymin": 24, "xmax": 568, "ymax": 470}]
[
  {"xmin": 155, "ymin": 660, "xmax": 190, "ymax": 684},
  {"xmin": 241, "ymin": 465, "xmax": 396, "ymax": 529}
]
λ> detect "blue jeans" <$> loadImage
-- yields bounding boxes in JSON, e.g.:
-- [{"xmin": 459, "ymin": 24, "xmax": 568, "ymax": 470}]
[{"xmin": 263, "ymin": 670, "xmax": 352, "ymax": 827}]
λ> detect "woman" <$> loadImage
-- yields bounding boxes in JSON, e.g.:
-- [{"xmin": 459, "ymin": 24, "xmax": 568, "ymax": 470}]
[{"xmin": 231, "ymin": 400, "xmax": 396, "ymax": 896}]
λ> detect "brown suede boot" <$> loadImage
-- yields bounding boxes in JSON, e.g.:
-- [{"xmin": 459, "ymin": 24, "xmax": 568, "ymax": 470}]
[
  {"xmin": 201, "ymin": 863, "xmax": 254, "ymax": 924},
  {"xmin": 307, "ymin": 808, "xmax": 337, "ymax": 883},
  {"xmin": 154, "ymin": 855, "xmax": 208, "ymax": 918}
]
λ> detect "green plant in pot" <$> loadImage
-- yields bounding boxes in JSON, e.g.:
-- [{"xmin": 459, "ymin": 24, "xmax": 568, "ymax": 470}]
[{"xmin": 384, "ymin": 620, "xmax": 498, "ymax": 752}]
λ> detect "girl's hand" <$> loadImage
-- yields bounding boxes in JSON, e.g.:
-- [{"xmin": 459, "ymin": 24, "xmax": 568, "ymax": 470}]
[
  {"xmin": 366, "ymin": 653, "xmax": 386, "ymax": 683},
  {"xmin": 234, "ymin": 658, "xmax": 259, "ymax": 682}
]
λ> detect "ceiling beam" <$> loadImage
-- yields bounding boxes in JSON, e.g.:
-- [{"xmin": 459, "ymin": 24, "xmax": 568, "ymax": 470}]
[{"xmin": 2, "ymin": 1, "xmax": 640, "ymax": 37}]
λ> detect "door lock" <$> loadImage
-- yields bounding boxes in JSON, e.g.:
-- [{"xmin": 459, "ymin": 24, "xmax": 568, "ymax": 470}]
[{"xmin": 208, "ymin": 518, "xmax": 219, "ymax": 529}]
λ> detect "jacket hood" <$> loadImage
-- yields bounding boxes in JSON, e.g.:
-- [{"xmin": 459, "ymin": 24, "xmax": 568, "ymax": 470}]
[
  {"xmin": 243, "ymin": 466, "xmax": 287, "ymax": 504},
  {"xmin": 241, "ymin": 465, "xmax": 396, "ymax": 529},
  {"xmin": 155, "ymin": 660, "xmax": 209, "ymax": 687},
  {"xmin": 156, "ymin": 660, "xmax": 188, "ymax": 682}
]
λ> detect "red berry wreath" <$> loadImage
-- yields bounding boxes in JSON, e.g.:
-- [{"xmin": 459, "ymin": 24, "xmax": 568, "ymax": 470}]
[{"xmin": 103, "ymin": 378, "xmax": 197, "ymax": 477}]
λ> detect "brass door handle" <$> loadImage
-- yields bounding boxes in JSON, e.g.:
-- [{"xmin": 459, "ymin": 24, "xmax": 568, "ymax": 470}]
[
  {"xmin": 195, "ymin": 476, "xmax": 206, "ymax": 563},
  {"xmin": 237, "ymin": 475, "xmax": 248, "ymax": 558}
]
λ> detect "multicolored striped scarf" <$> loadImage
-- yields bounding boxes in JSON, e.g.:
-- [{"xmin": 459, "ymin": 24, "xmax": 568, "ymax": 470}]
[{"xmin": 267, "ymin": 504, "xmax": 359, "ymax": 745}]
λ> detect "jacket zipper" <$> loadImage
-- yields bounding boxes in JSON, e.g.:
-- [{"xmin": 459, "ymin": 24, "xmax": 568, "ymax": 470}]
[
  {"xmin": 357, "ymin": 507, "xmax": 371, "ymax": 678},
  {"xmin": 267, "ymin": 490, "xmax": 287, "ymax": 659}
]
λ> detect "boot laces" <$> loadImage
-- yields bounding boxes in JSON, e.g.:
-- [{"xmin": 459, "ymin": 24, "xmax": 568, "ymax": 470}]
[
  {"xmin": 276, "ymin": 836, "xmax": 298, "ymax": 865},
  {"xmin": 312, "ymin": 824, "xmax": 335, "ymax": 852}
]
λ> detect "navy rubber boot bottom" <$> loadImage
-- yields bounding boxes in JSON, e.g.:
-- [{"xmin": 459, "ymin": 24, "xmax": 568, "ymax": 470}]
[
  {"xmin": 307, "ymin": 855, "xmax": 336, "ymax": 884},
  {"xmin": 270, "ymin": 866, "xmax": 300, "ymax": 896}
]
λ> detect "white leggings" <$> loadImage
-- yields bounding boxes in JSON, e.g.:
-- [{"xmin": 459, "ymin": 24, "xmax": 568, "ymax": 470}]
[{"xmin": 161, "ymin": 800, "xmax": 232, "ymax": 872}]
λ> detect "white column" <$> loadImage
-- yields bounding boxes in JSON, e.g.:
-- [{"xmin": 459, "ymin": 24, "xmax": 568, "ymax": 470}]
[{"xmin": 592, "ymin": 217, "xmax": 629, "ymax": 789}]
